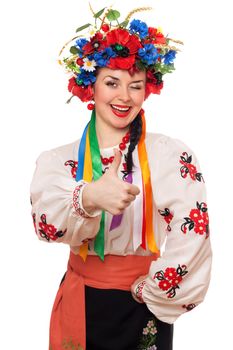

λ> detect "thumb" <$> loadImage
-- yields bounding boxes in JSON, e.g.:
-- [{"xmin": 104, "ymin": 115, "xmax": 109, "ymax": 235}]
[{"xmin": 109, "ymin": 148, "xmax": 122, "ymax": 174}]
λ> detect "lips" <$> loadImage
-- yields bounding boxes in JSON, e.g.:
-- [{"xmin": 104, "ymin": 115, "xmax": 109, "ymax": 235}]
[{"xmin": 110, "ymin": 104, "xmax": 132, "ymax": 118}]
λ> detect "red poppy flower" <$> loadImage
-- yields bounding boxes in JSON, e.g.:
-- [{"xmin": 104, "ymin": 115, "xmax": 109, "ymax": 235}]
[
  {"xmin": 106, "ymin": 28, "xmax": 142, "ymax": 53},
  {"xmin": 144, "ymin": 70, "xmax": 164, "ymax": 99},
  {"xmin": 145, "ymin": 81, "xmax": 163, "ymax": 99},
  {"xmin": 144, "ymin": 27, "xmax": 167, "ymax": 45},
  {"xmin": 158, "ymin": 280, "xmax": 172, "ymax": 291},
  {"xmin": 189, "ymin": 209, "xmax": 202, "ymax": 223},
  {"xmin": 108, "ymin": 56, "xmax": 136, "ymax": 70},
  {"xmin": 105, "ymin": 28, "xmax": 142, "ymax": 70},
  {"xmin": 164, "ymin": 267, "xmax": 178, "ymax": 280},
  {"xmin": 82, "ymin": 32, "xmax": 106, "ymax": 55},
  {"xmin": 68, "ymin": 77, "xmax": 94, "ymax": 102}
]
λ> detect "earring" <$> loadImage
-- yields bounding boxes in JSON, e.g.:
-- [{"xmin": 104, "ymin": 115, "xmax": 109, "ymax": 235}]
[{"xmin": 87, "ymin": 102, "xmax": 95, "ymax": 110}]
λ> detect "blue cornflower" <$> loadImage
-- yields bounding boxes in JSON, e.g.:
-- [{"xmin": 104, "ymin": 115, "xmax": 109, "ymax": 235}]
[
  {"xmin": 75, "ymin": 38, "xmax": 89, "ymax": 57},
  {"xmin": 93, "ymin": 47, "xmax": 116, "ymax": 67},
  {"xmin": 162, "ymin": 50, "xmax": 176, "ymax": 65},
  {"xmin": 129, "ymin": 19, "xmax": 148, "ymax": 39},
  {"xmin": 76, "ymin": 68, "xmax": 96, "ymax": 86},
  {"xmin": 138, "ymin": 44, "xmax": 160, "ymax": 65}
]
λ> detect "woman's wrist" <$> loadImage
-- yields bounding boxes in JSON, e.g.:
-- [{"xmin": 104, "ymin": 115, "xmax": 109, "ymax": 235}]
[
  {"xmin": 73, "ymin": 181, "xmax": 101, "ymax": 218},
  {"xmin": 81, "ymin": 182, "xmax": 101, "ymax": 216}
]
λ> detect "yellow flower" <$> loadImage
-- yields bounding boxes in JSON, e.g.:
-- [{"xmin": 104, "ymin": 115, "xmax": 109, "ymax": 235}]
[
  {"xmin": 88, "ymin": 25, "xmax": 97, "ymax": 38},
  {"xmin": 157, "ymin": 26, "xmax": 163, "ymax": 34}
]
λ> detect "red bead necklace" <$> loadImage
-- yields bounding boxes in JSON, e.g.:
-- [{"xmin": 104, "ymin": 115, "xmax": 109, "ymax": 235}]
[{"xmin": 100, "ymin": 131, "xmax": 130, "ymax": 166}]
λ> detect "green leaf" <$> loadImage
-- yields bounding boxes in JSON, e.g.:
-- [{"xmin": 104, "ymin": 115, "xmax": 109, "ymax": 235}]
[
  {"xmin": 106, "ymin": 9, "xmax": 120, "ymax": 21},
  {"xmin": 136, "ymin": 60, "xmax": 146, "ymax": 71},
  {"xmin": 93, "ymin": 7, "xmax": 106, "ymax": 18},
  {"xmin": 119, "ymin": 20, "xmax": 129, "ymax": 28},
  {"xmin": 154, "ymin": 62, "xmax": 175, "ymax": 74},
  {"xmin": 70, "ymin": 46, "xmax": 79, "ymax": 55},
  {"xmin": 75, "ymin": 23, "xmax": 91, "ymax": 33}
]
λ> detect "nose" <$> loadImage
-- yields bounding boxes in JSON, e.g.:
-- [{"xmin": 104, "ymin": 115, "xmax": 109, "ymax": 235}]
[{"xmin": 117, "ymin": 86, "xmax": 131, "ymax": 103}]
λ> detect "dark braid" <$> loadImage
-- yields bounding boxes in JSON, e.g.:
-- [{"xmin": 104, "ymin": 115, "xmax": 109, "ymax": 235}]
[{"xmin": 125, "ymin": 112, "xmax": 143, "ymax": 173}]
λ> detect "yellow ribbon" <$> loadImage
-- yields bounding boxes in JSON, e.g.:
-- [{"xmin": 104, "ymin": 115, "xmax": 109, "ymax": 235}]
[{"xmin": 79, "ymin": 127, "xmax": 92, "ymax": 261}]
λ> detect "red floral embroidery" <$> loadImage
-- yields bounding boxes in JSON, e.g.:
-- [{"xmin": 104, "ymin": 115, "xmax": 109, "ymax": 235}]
[
  {"xmin": 64, "ymin": 160, "xmax": 78, "ymax": 179},
  {"xmin": 73, "ymin": 181, "xmax": 90, "ymax": 218},
  {"xmin": 182, "ymin": 303, "xmax": 197, "ymax": 312},
  {"xmin": 38, "ymin": 214, "xmax": 67, "ymax": 241},
  {"xmin": 158, "ymin": 208, "xmax": 174, "ymax": 232},
  {"xmin": 32, "ymin": 213, "xmax": 37, "ymax": 234},
  {"xmin": 181, "ymin": 201, "xmax": 209, "ymax": 239},
  {"xmin": 135, "ymin": 280, "xmax": 146, "ymax": 303},
  {"xmin": 154, "ymin": 264, "xmax": 188, "ymax": 298},
  {"xmin": 179, "ymin": 152, "xmax": 204, "ymax": 182}
]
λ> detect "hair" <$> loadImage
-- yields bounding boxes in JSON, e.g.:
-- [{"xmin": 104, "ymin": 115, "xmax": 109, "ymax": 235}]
[{"xmin": 125, "ymin": 112, "xmax": 143, "ymax": 174}]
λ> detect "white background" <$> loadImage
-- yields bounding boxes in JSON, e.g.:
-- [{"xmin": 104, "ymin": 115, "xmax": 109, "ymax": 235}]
[{"xmin": 0, "ymin": 0, "xmax": 232, "ymax": 348}]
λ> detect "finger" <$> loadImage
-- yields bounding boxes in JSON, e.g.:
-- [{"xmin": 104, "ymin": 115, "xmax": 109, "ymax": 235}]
[
  {"xmin": 108, "ymin": 148, "xmax": 122, "ymax": 174},
  {"xmin": 126, "ymin": 184, "xmax": 140, "ymax": 196},
  {"xmin": 122, "ymin": 194, "xmax": 136, "ymax": 203}
]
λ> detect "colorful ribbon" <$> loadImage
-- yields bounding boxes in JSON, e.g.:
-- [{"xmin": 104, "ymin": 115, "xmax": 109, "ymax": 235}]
[{"xmin": 76, "ymin": 109, "xmax": 159, "ymax": 262}]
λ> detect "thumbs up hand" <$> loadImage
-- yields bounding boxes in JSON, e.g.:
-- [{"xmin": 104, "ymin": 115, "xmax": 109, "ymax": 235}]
[{"xmin": 82, "ymin": 148, "xmax": 140, "ymax": 216}]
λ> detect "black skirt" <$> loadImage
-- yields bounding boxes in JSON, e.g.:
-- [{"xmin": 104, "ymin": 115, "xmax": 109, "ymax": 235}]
[{"xmin": 85, "ymin": 285, "xmax": 173, "ymax": 350}]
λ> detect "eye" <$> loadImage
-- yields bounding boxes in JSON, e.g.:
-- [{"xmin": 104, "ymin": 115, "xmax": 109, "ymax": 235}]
[
  {"xmin": 131, "ymin": 86, "xmax": 142, "ymax": 90},
  {"xmin": 106, "ymin": 81, "xmax": 117, "ymax": 88}
]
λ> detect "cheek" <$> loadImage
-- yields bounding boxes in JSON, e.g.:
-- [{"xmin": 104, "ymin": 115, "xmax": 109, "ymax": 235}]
[
  {"xmin": 133, "ymin": 90, "xmax": 146, "ymax": 105},
  {"xmin": 94, "ymin": 85, "xmax": 114, "ymax": 103}
]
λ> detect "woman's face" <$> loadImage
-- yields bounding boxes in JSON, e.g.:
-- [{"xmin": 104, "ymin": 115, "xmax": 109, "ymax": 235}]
[{"xmin": 93, "ymin": 67, "xmax": 146, "ymax": 130}]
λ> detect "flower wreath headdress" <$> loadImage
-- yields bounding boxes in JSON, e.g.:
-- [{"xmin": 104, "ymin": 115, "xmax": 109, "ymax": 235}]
[{"xmin": 59, "ymin": 5, "xmax": 183, "ymax": 261}]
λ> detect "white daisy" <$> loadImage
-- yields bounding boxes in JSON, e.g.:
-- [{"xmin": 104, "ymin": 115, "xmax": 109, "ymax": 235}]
[
  {"xmin": 83, "ymin": 58, "xmax": 97, "ymax": 72},
  {"xmin": 88, "ymin": 25, "xmax": 97, "ymax": 38}
]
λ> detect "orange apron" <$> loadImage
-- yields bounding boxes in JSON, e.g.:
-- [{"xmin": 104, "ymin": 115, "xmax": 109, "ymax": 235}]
[{"xmin": 49, "ymin": 251, "xmax": 159, "ymax": 350}]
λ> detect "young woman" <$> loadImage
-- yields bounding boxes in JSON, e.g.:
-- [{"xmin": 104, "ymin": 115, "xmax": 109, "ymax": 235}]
[{"xmin": 30, "ymin": 6, "xmax": 212, "ymax": 350}]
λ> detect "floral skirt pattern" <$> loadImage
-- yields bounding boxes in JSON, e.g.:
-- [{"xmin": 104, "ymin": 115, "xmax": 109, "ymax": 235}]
[{"xmin": 85, "ymin": 285, "xmax": 173, "ymax": 350}]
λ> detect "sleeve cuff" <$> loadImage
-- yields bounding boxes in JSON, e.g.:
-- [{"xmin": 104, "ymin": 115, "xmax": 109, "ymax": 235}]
[
  {"xmin": 73, "ymin": 180, "xmax": 102, "ymax": 218},
  {"xmin": 135, "ymin": 279, "xmax": 146, "ymax": 303}
]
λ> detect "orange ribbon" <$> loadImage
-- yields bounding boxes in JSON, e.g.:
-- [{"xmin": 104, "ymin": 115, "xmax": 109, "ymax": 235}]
[{"xmin": 138, "ymin": 111, "xmax": 159, "ymax": 253}]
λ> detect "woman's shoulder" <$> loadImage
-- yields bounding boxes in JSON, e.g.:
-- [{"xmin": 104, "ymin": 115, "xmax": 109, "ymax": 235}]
[
  {"xmin": 36, "ymin": 138, "xmax": 80, "ymax": 164},
  {"xmin": 145, "ymin": 132, "xmax": 195, "ymax": 151},
  {"xmin": 145, "ymin": 132, "xmax": 192, "ymax": 151},
  {"xmin": 145, "ymin": 132, "xmax": 198, "ymax": 163}
]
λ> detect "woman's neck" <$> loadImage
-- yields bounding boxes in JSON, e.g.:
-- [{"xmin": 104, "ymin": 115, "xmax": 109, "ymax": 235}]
[{"xmin": 95, "ymin": 119, "xmax": 130, "ymax": 149}]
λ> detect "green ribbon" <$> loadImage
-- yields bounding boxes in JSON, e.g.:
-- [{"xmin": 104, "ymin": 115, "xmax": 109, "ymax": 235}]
[{"xmin": 89, "ymin": 110, "xmax": 105, "ymax": 260}]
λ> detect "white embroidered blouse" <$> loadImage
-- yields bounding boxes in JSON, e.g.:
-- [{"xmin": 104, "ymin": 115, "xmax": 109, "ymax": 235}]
[{"xmin": 30, "ymin": 132, "xmax": 212, "ymax": 324}]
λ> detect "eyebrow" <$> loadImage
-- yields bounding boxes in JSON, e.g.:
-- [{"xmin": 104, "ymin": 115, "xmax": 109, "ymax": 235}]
[{"xmin": 104, "ymin": 75, "xmax": 144, "ymax": 83}]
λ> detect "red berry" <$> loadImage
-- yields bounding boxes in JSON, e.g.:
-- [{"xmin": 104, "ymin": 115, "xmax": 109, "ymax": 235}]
[
  {"xmin": 123, "ymin": 136, "xmax": 129, "ymax": 143},
  {"xmin": 87, "ymin": 103, "xmax": 95, "ymax": 110},
  {"xmin": 101, "ymin": 24, "xmax": 110, "ymax": 32},
  {"xmin": 102, "ymin": 158, "xmax": 109, "ymax": 165},
  {"xmin": 109, "ymin": 156, "xmax": 114, "ymax": 163},
  {"xmin": 76, "ymin": 58, "xmax": 84, "ymax": 66},
  {"xmin": 119, "ymin": 142, "xmax": 126, "ymax": 151}
]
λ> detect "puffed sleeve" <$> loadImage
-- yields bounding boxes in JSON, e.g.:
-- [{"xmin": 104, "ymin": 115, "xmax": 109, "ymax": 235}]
[
  {"xmin": 30, "ymin": 149, "xmax": 102, "ymax": 248},
  {"xmin": 133, "ymin": 135, "xmax": 212, "ymax": 324}
]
